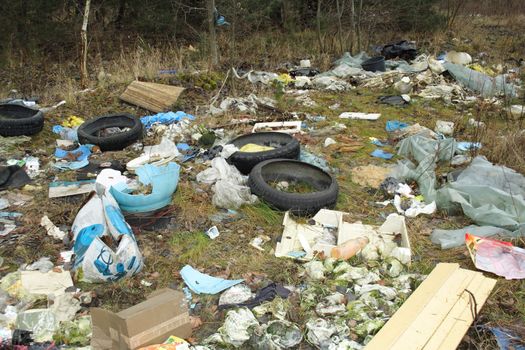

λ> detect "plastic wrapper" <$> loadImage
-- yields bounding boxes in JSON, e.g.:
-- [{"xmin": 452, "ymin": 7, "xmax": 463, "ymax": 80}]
[{"xmin": 466, "ymin": 234, "xmax": 525, "ymax": 280}]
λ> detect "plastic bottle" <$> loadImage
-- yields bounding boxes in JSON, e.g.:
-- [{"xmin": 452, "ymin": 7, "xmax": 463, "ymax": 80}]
[{"xmin": 331, "ymin": 237, "xmax": 369, "ymax": 260}]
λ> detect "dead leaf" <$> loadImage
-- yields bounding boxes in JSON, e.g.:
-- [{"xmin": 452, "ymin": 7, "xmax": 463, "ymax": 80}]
[{"xmin": 190, "ymin": 316, "xmax": 203, "ymax": 329}]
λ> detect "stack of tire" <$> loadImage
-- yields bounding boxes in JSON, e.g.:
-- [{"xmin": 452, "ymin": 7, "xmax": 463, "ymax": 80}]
[{"xmin": 228, "ymin": 132, "xmax": 338, "ymax": 216}]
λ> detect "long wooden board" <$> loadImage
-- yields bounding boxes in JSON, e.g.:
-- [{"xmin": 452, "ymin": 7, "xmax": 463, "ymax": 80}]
[
  {"xmin": 364, "ymin": 263, "xmax": 497, "ymax": 350},
  {"xmin": 120, "ymin": 81, "xmax": 184, "ymax": 113}
]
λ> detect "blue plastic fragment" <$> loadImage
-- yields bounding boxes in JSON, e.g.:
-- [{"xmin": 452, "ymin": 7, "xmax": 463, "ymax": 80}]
[
  {"xmin": 489, "ymin": 327, "xmax": 525, "ymax": 350},
  {"xmin": 371, "ymin": 149, "xmax": 394, "ymax": 159},
  {"xmin": 385, "ymin": 120, "xmax": 409, "ymax": 132},
  {"xmin": 110, "ymin": 162, "xmax": 180, "ymax": 213},
  {"xmin": 176, "ymin": 143, "xmax": 191, "ymax": 151},
  {"xmin": 140, "ymin": 111, "xmax": 195, "ymax": 129},
  {"xmin": 180, "ymin": 265, "xmax": 243, "ymax": 294},
  {"xmin": 371, "ymin": 139, "xmax": 387, "ymax": 147},
  {"xmin": 54, "ymin": 145, "xmax": 93, "ymax": 170}
]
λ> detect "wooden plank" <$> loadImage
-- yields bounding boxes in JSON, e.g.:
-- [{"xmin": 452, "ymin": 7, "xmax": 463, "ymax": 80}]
[
  {"xmin": 388, "ymin": 268, "xmax": 478, "ymax": 350},
  {"xmin": 120, "ymin": 81, "xmax": 184, "ymax": 112},
  {"xmin": 421, "ymin": 273, "xmax": 486, "ymax": 350},
  {"xmin": 433, "ymin": 275, "xmax": 496, "ymax": 350},
  {"xmin": 364, "ymin": 263, "xmax": 460, "ymax": 350}
]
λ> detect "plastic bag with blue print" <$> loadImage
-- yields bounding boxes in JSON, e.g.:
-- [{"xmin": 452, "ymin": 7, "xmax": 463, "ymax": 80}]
[{"xmin": 71, "ymin": 186, "xmax": 143, "ymax": 282}]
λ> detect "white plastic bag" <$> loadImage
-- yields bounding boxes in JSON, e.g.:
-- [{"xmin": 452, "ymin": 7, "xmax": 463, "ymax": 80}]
[{"xmin": 71, "ymin": 176, "xmax": 143, "ymax": 282}]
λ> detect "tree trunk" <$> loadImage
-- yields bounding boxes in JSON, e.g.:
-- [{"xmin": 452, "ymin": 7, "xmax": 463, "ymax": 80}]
[
  {"xmin": 80, "ymin": 0, "xmax": 91, "ymax": 89},
  {"xmin": 335, "ymin": 0, "xmax": 344, "ymax": 53},
  {"xmin": 207, "ymin": 0, "xmax": 219, "ymax": 68},
  {"xmin": 356, "ymin": 0, "xmax": 363, "ymax": 51},
  {"xmin": 316, "ymin": 0, "xmax": 323, "ymax": 53},
  {"xmin": 115, "ymin": 0, "xmax": 126, "ymax": 30},
  {"xmin": 350, "ymin": 0, "xmax": 355, "ymax": 54}
]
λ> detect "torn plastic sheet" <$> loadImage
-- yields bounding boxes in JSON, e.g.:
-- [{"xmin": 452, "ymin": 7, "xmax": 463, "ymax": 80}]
[
  {"xmin": 54, "ymin": 145, "xmax": 93, "ymax": 170},
  {"xmin": 444, "ymin": 62, "xmax": 518, "ymax": 98},
  {"xmin": 126, "ymin": 137, "xmax": 180, "ymax": 172},
  {"xmin": 319, "ymin": 52, "xmax": 429, "ymax": 80},
  {"xmin": 140, "ymin": 111, "xmax": 194, "ymax": 129},
  {"xmin": 16, "ymin": 309, "xmax": 58, "ymax": 342},
  {"xmin": 392, "ymin": 135, "xmax": 456, "ymax": 202},
  {"xmin": 276, "ymin": 210, "xmax": 411, "ymax": 263},
  {"xmin": 218, "ymin": 284, "xmax": 253, "ymax": 306},
  {"xmin": 311, "ymin": 76, "xmax": 350, "ymax": 91},
  {"xmin": 212, "ymin": 94, "xmax": 276, "ymax": 115},
  {"xmin": 180, "ymin": 265, "xmax": 243, "ymax": 294},
  {"xmin": 71, "ymin": 179, "xmax": 143, "ymax": 282},
  {"xmin": 431, "ymin": 225, "xmax": 519, "ymax": 249},
  {"xmin": 437, "ymin": 156, "xmax": 525, "ymax": 229},
  {"xmin": 231, "ymin": 68, "xmax": 279, "ymax": 85},
  {"xmin": 487, "ymin": 327, "xmax": 525, "ymax": 350},
  {"xmin": 466, "ymin": 234, "xmax": 525, "ymax": 280},
  {"xmin": 299, "ymin": 150, "xmax": 332, "ymax": 173},
  {"xmin": 110, "ymin": 162, "xmax": 180, "ymax": 213},
  {"xmin": 0, "ymin": 218, "xmax": 16, "ymax": 236}
]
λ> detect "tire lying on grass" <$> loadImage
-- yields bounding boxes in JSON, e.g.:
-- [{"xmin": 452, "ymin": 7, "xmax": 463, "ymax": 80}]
[
  {"xmin": 0, "ymin": 104, "xmax": 44, "ymax": 137},
  {"xmin": 77, "ymin": 113, "xmax": 143, "ymax": 151},
  {"xmin": 228, "ymin": 132, "xmax": 300, "ymax": 174},
  {"xmin": 248, "ymin": 159, "xmax": 339, "ymax": 216}
]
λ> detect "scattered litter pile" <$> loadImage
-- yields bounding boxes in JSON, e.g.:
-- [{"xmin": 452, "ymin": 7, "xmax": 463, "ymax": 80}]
[{"xmin": 0, "ymin": 39, "xmax": 524, "ymax": 349}]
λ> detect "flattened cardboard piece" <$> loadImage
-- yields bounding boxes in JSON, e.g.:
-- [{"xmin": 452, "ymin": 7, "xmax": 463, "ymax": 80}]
[
  {"xmin": 91, "ymin": 289, "xmax": 191, "ymax": 350},
  {"xmin": 20, "ymin": 270, "xmax": 74, "ymax": 296}
]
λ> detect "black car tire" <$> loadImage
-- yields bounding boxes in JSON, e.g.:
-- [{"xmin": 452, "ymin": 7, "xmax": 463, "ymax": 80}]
[
  {"xmin": 229, "ymin": 132, "xmax": 300, "ymax": 174},
  {"xmin": 248, "ymin": 159, "xmax": 339, "ymax": 216},
  {"xmin": 77, "ymin": 113, "xmax": 143, "ymax": 151},
  {"xmin": 0, "ymin": 104, "xmax": 44, "ymax": 137}
]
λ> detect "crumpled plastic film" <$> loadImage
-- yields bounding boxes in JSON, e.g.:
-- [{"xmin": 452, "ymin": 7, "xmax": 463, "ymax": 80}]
[
  {"xmin": 436, "ymin": 157, "xmax": 525, "ymax": 230},
  {"xmin": 392, "ymin": 135, "xmax": 456, "ymax": 202},
  {"xmin": 431, "ymin": 225, "xmax": 516, "ymax": 249},
  {"xmin": 444, "ymin": 62, "xmax": 518, "ymax": 98},
  {"xmin": 197, "ymin": 157, "xmax": 257, "ymax": 209}
]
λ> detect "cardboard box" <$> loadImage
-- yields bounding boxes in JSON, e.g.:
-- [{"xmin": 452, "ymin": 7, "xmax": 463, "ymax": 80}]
[
  {"xmin": 91, "ymin": 288, "xmax": 192, "ymax": 350},
  {"xmin": 275, "ymin": 209, "xmax": 411, "ymax": 262}
]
